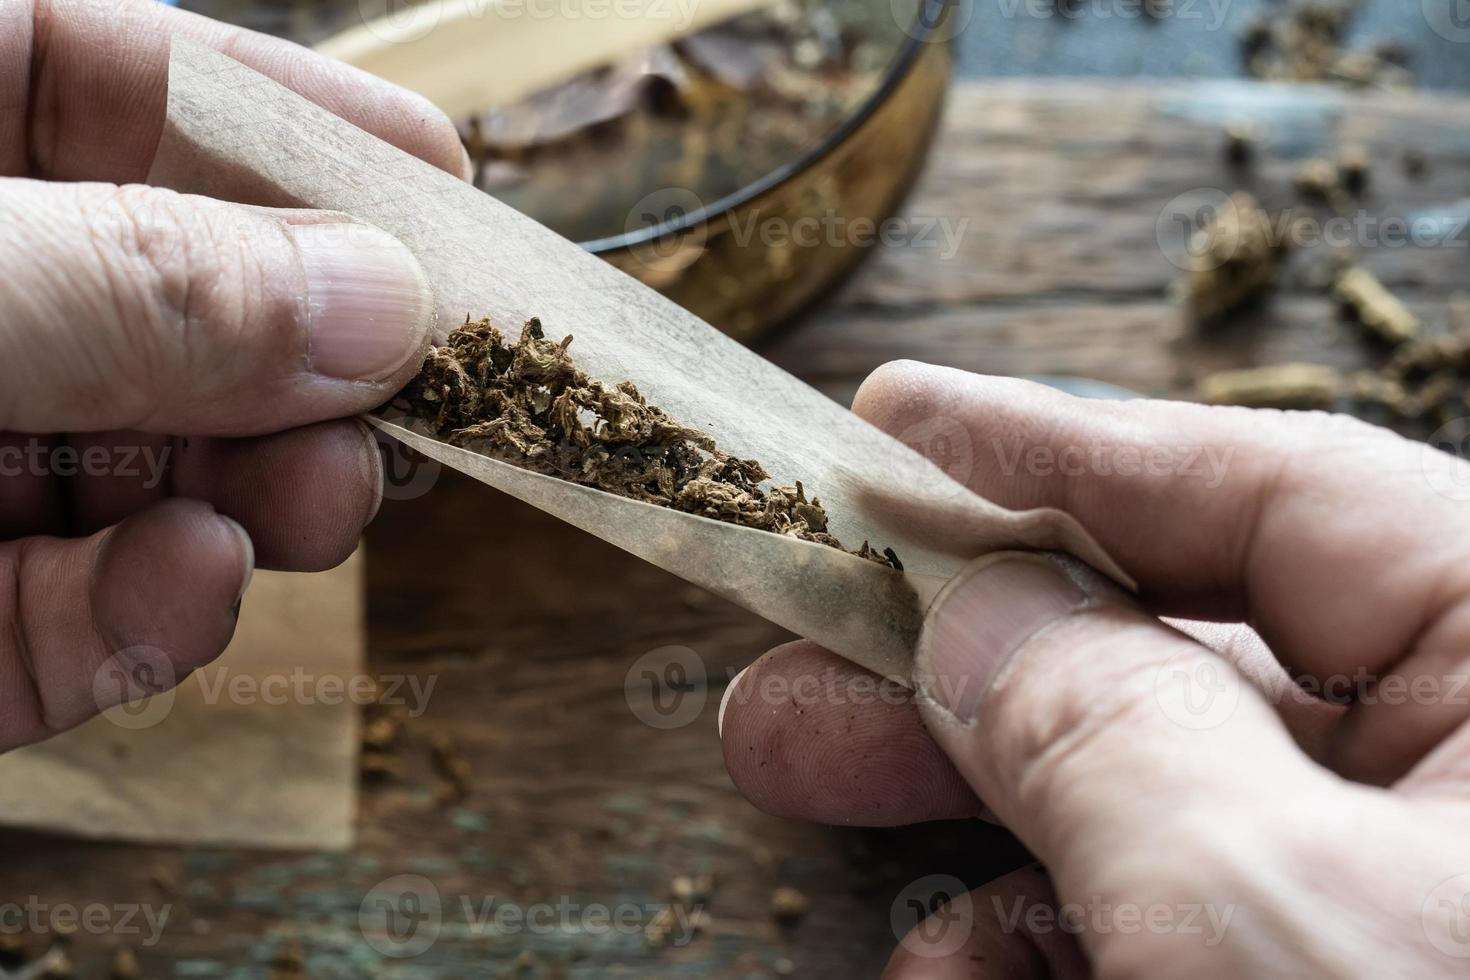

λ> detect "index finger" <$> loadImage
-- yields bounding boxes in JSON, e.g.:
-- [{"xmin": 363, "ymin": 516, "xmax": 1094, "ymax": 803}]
[
  {"xmin": 852, "ymin": 362, "xmax": 1470, "ymax": 695},
  {"xmin": 2, "ymin": 0, "xmax": 471, "ymax": 182}
]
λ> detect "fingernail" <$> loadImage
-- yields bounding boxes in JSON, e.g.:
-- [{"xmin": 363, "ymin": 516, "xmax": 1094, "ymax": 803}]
[
  {"xmin": 216, "ymin": 514, "xmax": 255, "ymax": 604},
  {"xmin": 718, "ymin": 665, "xmax": 750, "ymax": 737},
  {"xmin": 293, "ymin": 223, "xmax": 434, "ymax": 381},
  {"xmin": 915, "ymin": 553, "xmax": 1086, "ymax": 723},
  {"xmin": 357, "ymin": 419, "xmax": 385, "ymax": 527}
]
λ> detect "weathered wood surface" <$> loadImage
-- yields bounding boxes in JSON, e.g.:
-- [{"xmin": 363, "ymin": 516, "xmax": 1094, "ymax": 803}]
[
  {"xmin": 1, "ymin": 79, "xmax": 1468, "ymax": 978},
  {"xmin": 772, "ymin": 79, "xmax": 1470, "ymax": 406}
]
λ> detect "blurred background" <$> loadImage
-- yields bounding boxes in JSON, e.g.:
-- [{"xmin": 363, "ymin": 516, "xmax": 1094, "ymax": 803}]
[{"xmin": 178, "ymin": 0, "xmax": 1470, "ymax": 91}]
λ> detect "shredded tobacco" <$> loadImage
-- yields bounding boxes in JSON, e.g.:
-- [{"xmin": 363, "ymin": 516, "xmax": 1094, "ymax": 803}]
[{"xmin": 399, "ymin": 317, "xmax": 901, "ymax": 569}]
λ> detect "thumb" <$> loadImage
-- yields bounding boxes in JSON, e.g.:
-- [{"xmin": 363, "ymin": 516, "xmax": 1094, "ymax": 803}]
[
  {"xmin": 0, "ymin": 179, "xmax": 435, "ymax": 436},
  {"xmin": 913, "ymin": 553, "xmax": 1325, "ymax": 911}
]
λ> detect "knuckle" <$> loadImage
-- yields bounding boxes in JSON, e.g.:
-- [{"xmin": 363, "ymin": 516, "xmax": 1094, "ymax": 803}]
[
  {"xmin": 853, "ymin": 359, "xmax": 944, "ymax": 425},
  {"xmin": 84, "ymin": 188, "xmax": 301, "ymax": 424}
]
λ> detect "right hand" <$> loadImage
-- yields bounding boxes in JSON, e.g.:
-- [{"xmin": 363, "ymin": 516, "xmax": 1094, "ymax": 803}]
[
  {"xmin": 722, "ymin": 361, "xmax": 1470, "ymax": 976},
  {"xmin": 0, "ymin": 0, "xmax": 466, "ymax": 750}
]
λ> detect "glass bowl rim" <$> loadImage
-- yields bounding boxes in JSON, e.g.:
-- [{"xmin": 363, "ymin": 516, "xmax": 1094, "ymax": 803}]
[{"xmin": 579, "ymin": 0, "xmax": 951, "ymax": 253}]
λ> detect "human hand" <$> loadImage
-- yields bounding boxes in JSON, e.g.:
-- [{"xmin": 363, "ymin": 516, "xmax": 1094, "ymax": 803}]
[
  {"xmin": 720, "ymin": 361, "xmax": 1470, "ymax": 976},
  {"xmin": 0, "ymin": 0, "xmax": 468, "ymax": 749}
]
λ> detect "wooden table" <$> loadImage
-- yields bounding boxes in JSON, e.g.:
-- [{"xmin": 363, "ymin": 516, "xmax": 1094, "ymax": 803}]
[{"xmin": 2, "ymin": 79, "xmax": 1468, "ymax": 978}]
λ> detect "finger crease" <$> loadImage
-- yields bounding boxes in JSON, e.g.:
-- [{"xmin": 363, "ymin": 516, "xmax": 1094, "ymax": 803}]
[{"xmin": 9, "ymin": 539, "xmax": 49, "ymax": 733}]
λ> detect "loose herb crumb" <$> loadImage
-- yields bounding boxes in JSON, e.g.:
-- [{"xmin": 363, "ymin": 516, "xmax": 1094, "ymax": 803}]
[{"xmin": 399, "ymin": 317, "xmax": 900, "ymax": 569}]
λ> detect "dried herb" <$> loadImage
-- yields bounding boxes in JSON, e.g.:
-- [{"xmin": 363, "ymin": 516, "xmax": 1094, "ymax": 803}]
[
  {"xmin": 400, "ymin": 317, "xmax": 901, "ymax": 568},
  {"xmin": 1178, "ymin": 193, "xmax": 1290, "ymax": 323},
  {"xmin": 1293, "ymin": 158, "xmax": 1342, "ymax": 206},
  {"xmin": 1335, "ymin": 266, "xmax": 1422, "ymax": 346},
  {"xmin": 429, "ymin": 732, "xmax": 473, "ymax": 805},
  {"xmin": 1222, "ymin": 122, "xmax": 1256, "ymax": 169},
  {"xmin": 1402, "ymin": 147, "xmax": 1429, "ymax": 180},
  {"xmin": 0, "ymin": 931, "xmax": 24, "ymax": 963},
  {"xmin": 770, "ymin": 886, "xmax": 810, "ymax": 926},
  {"xmin": 1240, "ymin": 1, "xmax": 1412, "ymax": 90},
  {"xmin": 359, "ymin": 683, "xmax": 409, "ymax": 785},
  {"xmin": 671, "ymin": 872, "xmax": 716, "ymax": 906},
  {"xmin": 267, "ymin": 940, "xmax": 305, "ymax": 980},
  {"xmin": 1337, "ymin": 144, "xmax": 1371, "ymax": 195},
  {"xmin": 109, "ymin": 948, "xmax": 142, "ymax": 980},
  {"xmin": 39, "ymin": 948, "xmax": 72, "ymax": 980},
  {"xmin": 1196, "ymin": 363, "xmax": 1343, "ymax": 411}
]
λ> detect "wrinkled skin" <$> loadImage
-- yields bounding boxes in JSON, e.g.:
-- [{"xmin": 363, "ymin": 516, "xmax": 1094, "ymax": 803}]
[
  {"xmin": 0, "ymin": 0, "xmax": 467, "ymax": 748},
  {"xmin": 721, "ymin": 362, "xmax": 1470, "ymax": 977}
]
